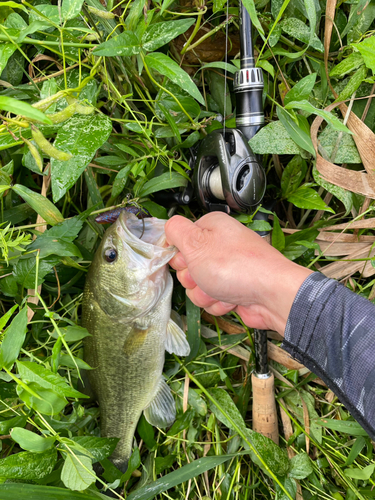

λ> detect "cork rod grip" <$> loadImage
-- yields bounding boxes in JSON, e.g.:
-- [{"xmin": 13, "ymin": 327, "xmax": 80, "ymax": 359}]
[{"xmin": 252, "ymin": 372, "xmax": 279, "ymax": 444}]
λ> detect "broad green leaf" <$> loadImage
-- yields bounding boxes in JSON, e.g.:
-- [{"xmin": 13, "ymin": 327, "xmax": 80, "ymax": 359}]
[
  {"xmin": 185, "ymin": 295, "xmax": 201, "ymax": 362},
  {"xmin": 284, "ymin": 100, "xmax": 350, "ymax": 134},
  {"xmin": 280, "ymin": 18, "xmax": 323, "ymax": 52},
  {"xmin": 352, "ymin": 35, "xmax": 375, "ymax": 74},
  {"xmin": 0, "ymin": 303, "xmax": 18, "ymax": 330},
  {"xmin": 288, "ymin": 185, "xmax": 334, "ymax": 213},
  {"xmin": 281, "ymin": 155, "xmax": 307, "ymax": 198},
  {"xmin": 276, "ymin": 477, "xmax": 297, "ymax": 500},
  {"xmin": 272, "ymin": 216, "xmax": 285, "ymax": 251},
  {"xmin": 200, "ymin": 61, "xmax": 238, "ymax": 74},
  {"xmin": 284, "ymin": 74, "xmax": 317, "ymax": 105},
  {"xmin": 257, "ymin": 59, "xmax": 275, "ymax": 78},
  {"xmin": 313, "ymin": 165, "xmax": 353, "ymax": 215},
  {"xmin": 284, "ymin": 390, "xmax": 322, "ymax": 443},
  {"xmin": 213, "ymin": 0, "xmax": 226, "ymax": 12},
  {"xmin": 112, "ymin": 165, "xmax": 134, "ymax": 198},
  {"xmin": 29, "ymin": 4, "xmax": 60, "ymax": 27},
  {"xmin": 0, "ymin": 448, "xmax": 57, "ymax": 479},
  {"xmin": 289, "ymin": 453, "xmax": 313, "ymax": 479},
  {"xmin": 207, "ymin": 388, "xmax": 289, "ymax": 476},
  {"xmin": 13, "ymin": 256, "xmax": 58, "ymax": 289},
  {"xmin": 341, "ymin": 0, "xmax": 370, "ymax": 38},
  {"xmin": 16, "ymin": 360, "xmax": 87, "ymax": 399},
  {"xmin": 61, "ymin": 453, "xmax": 95, "ymax": 491},
  {"xmin": 249, "ymin": 120, "xmax": 301, "ymax": 155},
  {"xmin": 0, "ymin": 275, "xmax": 18, "ymax": 297},
  {"xmin": 51, "ymin": 114, "xmax": 112, "ymax": 202},
  {"xmin": 335, "ymin": 65, "xmax": 368, "ymax": 103},
  {"xmin": 167, "ymin": 408, "xmax": 195, "ymax": 436},
  {"xmin": 71, "ymin": 436, "xmax": 119, "ymax": 462},
  {"xmin": 283, "ymin": 227, "xmax": 320, "ymax": 260},
  {"xmin": 121, "ymin": 448, "xmax": 141, "ymax": 482},
  {"xmin": 141, "ymin": 200, "xmax": 168, "ymax": 219},
  {"xmin": 12, "ymin": 184, "xmax": 64, "ymax": 225},
  {"xmin": 276, "ymin": 107, "xmax": 315, "ymax": 156},
  {"xmin": 0, "ymin": 306, "xmax": 28, "ymax": 369},
  {"xmin": 317, "ymin": 126, "xmax": 361, "ymax": 164},
  {"xmin": 11, "ymin": 427, "xmax": 56, "ymax": 453},
  {"xmin": 0, "ymin": 484, "xmax": 109, "ymax": 500},
  {"xmin": 0, "ymin": 414, "xmax": 28, "ymax": 434},
  {"xmin": 0, "ymin": 1, "xmax": 27, "ymax": 11},
  {"xmin": 17, "ymin": 381, "xmax": 68, "ymax": 415},
  {"xmin": 27, "ymin": 237, "xmax": 82, "ymax": 260},
  {"xmin": 0, "ymin": 96, "xmax": 52, "ymax": 124},
  {"xmin": 93, "ymin": 31, "xmax": 140, "ymax": 56},
  {"xmin": 207, "ymin": 69, "xmax": 232, "ymax": 117},
  {"xmin": 145, "ymin": 52, "xmax": 204, "ymax": 105},
  {"xmin": 330, "ymin": 52, "xmax": 365, "ymax": 77},
  {"xmin": 142, "ymin": 19, "xmax": 195, "ymax": 52},
  {"xmin": 137, "ymin": 414, "xmax": 156, "ymax": 449},
  {"xmin": 344, "ymin": 436, "xmax": 366, "ymax": 466},
  {"xmin": 345, "ymin": 464, "xmax": 375, "ymax": 480},
  {"xmin": 139, "ymin": 171, "xmax": 187, "ymax": 197},
  {"xmin": 62, "ymin": 0, "xmax": 84, "ymax": 20},
  {"xmin": 0, "ymin": 44, "xmax": 17, "ymax": 74},
  {"xmin": 241, "ymin": 0, "xmax": 265, "ymax": 37},
  {"xmin": 51, "ymin": 325, "xmax": 91, "ymax": 342},
  {"xmin": 316, "ymin": 418, "xmax": 369, "ymax": 436}
]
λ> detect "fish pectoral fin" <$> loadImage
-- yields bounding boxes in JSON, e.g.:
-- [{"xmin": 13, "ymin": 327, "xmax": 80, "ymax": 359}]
[
  {"xmin": 165, "ymin": 319, "xmax": 191, "ymax": 356},
  {"xmin": 123, "ymin": 323, "xmax": 150, "ymax": 356},
  {"xmin": 143, "ymin": 378, "xmax": 175, "ymax": 428}
]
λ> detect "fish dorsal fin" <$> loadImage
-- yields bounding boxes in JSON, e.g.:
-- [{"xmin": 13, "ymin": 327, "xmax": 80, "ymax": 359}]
[
  {"xmin": 165, "ymin": 319, "xmax": 190, "ymax": 356},
  {"xmin": 143, "ymin": 378, "xmax": 175, "ymax": 428}
]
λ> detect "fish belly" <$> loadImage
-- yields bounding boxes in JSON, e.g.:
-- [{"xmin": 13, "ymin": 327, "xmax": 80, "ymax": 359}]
[{"xmin": 83, "ymin": 281, "xmax": 172, "ymax": 472}]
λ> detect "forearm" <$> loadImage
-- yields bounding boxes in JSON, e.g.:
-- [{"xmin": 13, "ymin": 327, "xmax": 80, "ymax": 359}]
[{"xmin": 282, "ymin": 272, "xmax": 375, "ymax": 439}]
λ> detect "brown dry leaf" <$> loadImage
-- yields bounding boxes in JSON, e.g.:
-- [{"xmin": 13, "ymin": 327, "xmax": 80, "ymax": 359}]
[
  {"xmin": 320, "ymin": 244, "xmax": 375, "ymax": 279},
  {"xmin": 321, "ymin": 0, "xmax": 375, "ymax": 187},
  {"xmin": 29, "ymin": 55, "xmax": 63, "ymax": 79},
  {"xmin": 279, "ymin": 396, "xmax": 295, "ymax": 459},
  {"xmin": 314, "ymin": 240, "xmax": 372, "ymax": 256},
  {"xmin": 325, "ymin": 389, "xmax": 336, "ymax": 403}
]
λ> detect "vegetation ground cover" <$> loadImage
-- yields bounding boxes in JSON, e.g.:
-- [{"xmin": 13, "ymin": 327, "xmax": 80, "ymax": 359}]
[{"xmin": 0, "ymin": 0, "xmax": 374, "ymax": 498}]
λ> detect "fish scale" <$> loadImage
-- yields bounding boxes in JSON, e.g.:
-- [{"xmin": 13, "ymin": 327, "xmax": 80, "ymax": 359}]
[{"xmin": 82, "ymin": 211, "xmax": 190, "ymax": 472}]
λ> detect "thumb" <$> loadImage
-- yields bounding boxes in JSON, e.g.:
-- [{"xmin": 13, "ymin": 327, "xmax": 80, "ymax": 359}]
[{"xmin": 165, "ymin": 216, "xmax": 208, "ymax": 262}]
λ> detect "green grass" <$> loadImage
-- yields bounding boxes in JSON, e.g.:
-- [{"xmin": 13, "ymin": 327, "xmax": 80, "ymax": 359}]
[{"xmin": 0, "ymin": 0, "xmax": 375, "ymax": 497}]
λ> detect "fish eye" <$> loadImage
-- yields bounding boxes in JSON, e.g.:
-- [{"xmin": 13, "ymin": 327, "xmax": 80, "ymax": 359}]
[{"xmin": 104, "ymin": 248, "xmax": 117, "ymax": 263}]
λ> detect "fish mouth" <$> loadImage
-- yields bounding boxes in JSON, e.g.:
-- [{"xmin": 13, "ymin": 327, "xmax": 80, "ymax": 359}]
[{"xmin": 116, "ymin": 211, "xmax": 175, "ymax": 258}]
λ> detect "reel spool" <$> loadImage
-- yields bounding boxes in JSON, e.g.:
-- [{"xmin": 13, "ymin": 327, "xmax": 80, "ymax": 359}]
[{"xmin": 193, "ymin": 128, "xmax": 266, "ymax": 214}]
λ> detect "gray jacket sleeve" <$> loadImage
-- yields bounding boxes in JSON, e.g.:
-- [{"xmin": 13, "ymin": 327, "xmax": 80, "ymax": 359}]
[{"xmin": 282, "ymin": 272, "xmax": 375, "ymax": 439}]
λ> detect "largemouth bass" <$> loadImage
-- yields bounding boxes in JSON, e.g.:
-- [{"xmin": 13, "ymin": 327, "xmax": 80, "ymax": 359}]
[{"xmin": 82, "ymin": 211, "xmax": 190, "ymax": 472}]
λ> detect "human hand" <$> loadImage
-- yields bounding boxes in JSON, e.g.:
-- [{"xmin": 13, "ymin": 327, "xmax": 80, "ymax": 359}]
[{"xmin": 165, "ymin": 212, "xmax": 312, "ymax": 334}]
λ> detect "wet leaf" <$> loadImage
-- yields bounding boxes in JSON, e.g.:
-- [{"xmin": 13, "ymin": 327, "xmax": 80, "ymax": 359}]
[
  {"xmin": 93, "ymin": 31, "xmax": 140, "ymax": 57},
  {"xmin": 280, "ymin": 17, "xmax": 323, "ymax": 52},
  {"xmin": 0, "ymin": 448, "xmax": 57, "ymax": 479},
  {"xmin": 62, "ymin": 0, "xmax": 84, "ymax": 20},
  {"xmin": 289, "ymin": 453, "xmax": 313, "ymax": 479},
  {"xmin": 281, "ymin": 155, "xmax": 307, "ymax": 198},
  {"xmin": 51, "ymin": 114, "xmax": 112, "ymax": 202},
  {"xmin": 17, "ymin": 381, "xmax": 68, "ymax": 415},
  {"xmin": 249, "ymin": 120, "xmax": 301, "ymax": 155},
  {"xmin": 313, "ymin": 165, "xmax": 353, "ymax": 215},
  {"xmin": 330, "ymin": 52, "xmax": 365, "ymax": 78},
  {"xmin": 142, "ymin": 19, "xmax": 195, "ymax": 52}
]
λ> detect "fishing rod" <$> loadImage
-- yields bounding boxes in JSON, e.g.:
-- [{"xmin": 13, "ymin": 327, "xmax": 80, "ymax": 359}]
[{"xmin": 152, "ymin": 1, "xmax": 279, "ymax": 443}]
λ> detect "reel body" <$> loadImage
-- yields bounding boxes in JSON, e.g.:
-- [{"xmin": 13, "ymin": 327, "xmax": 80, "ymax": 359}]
[{"xmin": 193, "ymin": 128, "xmax": 266, "ymax": 214}]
